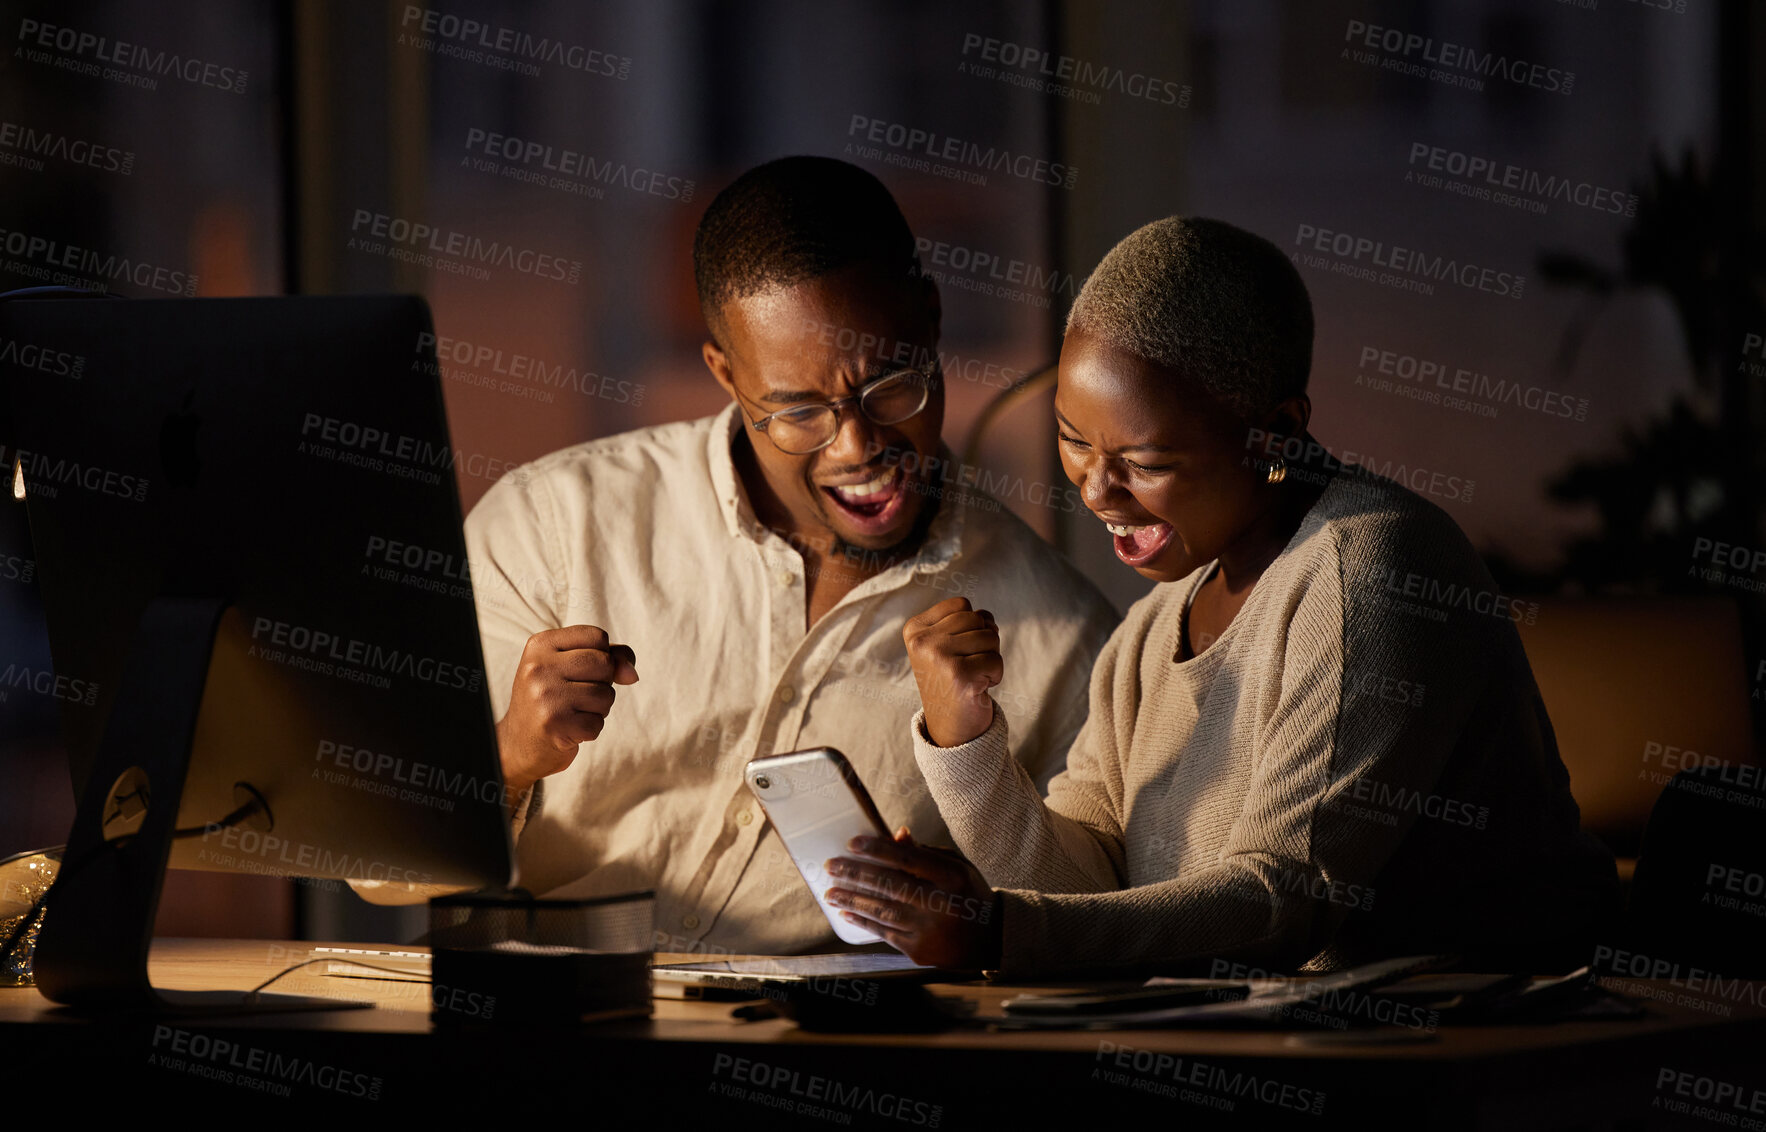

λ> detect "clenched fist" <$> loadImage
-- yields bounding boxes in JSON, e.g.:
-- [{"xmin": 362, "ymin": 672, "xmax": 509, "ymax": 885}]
[
  {"xmin": 497, "ymin": 625, "xmax": 638, "ymax": 796},
  {"xmin": 903, "ymin": 596, "xmax": 1002, "ymax": 748}
]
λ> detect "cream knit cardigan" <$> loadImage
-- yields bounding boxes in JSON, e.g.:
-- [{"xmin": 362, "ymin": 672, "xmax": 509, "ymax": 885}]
[{"xmin": 912, "ymin": 473, "xmax": 1618, "ymax": 975}]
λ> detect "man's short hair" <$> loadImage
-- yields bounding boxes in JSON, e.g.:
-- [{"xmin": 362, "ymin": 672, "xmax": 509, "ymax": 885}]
[
  {"xmin": 693, "ymin": 155, "xmax": 921, "ymax": 344},
  {"xmin": 1065, "ymin": 216, "xmax": 1313, "ymax": 419}
]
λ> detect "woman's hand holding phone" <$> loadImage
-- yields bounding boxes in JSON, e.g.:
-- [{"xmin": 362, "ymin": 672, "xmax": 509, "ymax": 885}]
[
  {"xmin": 903, "ymin": 597, "xmax": 1002, "ymax": 748},
  {"xmin": 825, "ymin": 828, "xmax": 1003, "ymax": 969}
]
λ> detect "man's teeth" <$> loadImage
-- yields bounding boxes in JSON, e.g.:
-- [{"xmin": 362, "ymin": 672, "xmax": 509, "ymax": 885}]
[
  {"xmin": 833, "ymin": 466, "xmax": 899, "ymax": 499},
  {"xmin": 1106, "ymin": 522, "xmax": 1148, "ymax": 537}
]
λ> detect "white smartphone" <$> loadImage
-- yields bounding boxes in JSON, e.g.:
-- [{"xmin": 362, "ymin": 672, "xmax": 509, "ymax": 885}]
[{"xmin": 745, "ymin": 748, "xmax": 892, "ymax": 945}]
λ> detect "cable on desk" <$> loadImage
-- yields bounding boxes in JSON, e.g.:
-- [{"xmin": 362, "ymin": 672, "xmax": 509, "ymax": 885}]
[
  {"xmin": 1, "ymin": 791, "xmax": 274, "ymax": 972},
  {"xmin": 245, "ymin": 957, "xmax": 431, "ymax": 1002}
]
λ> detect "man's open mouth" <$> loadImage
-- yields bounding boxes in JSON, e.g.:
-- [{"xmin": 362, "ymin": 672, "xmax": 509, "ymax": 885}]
[{"xmin": 821, "ymin": 463, "xmax": 910, "ymax": 535}]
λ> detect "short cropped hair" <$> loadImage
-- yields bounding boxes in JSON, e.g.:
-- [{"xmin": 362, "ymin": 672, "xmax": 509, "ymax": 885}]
[
  {"xmin": 1065, "ymin": 216, "xmax": 1313, "ymax": 419},
  {"xmin": 693, "ymin": 156, "xmax": 920, "ymax": 343}
]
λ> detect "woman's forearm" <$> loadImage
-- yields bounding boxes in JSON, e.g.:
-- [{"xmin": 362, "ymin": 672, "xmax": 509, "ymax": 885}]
[{"xmin": 911, "ymin": 706, "xmax": 1123, "ymax": 893}]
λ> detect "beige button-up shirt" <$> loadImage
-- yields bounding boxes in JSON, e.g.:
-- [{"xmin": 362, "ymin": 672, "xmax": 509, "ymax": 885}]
[{"xmin": 379, "ymin": 404, "xmax": 1115, "ymax": 956}]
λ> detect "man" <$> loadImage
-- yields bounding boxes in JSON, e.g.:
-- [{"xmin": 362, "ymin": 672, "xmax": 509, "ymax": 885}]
[{"xmin": 362, "ymin": 156, "xmax": 1115, "ymax": 956}]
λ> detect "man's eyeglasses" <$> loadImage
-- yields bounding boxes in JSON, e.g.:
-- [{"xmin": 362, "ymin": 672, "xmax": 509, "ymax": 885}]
[{"xmin": 735, "ymin": 363, "xmax": 936, "ymax": 455}]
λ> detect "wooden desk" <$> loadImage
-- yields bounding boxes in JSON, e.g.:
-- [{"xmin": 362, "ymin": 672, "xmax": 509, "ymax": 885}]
[{"xmin": 3, "ymin": 939, "xmax": 1762, "ymax": 1128}]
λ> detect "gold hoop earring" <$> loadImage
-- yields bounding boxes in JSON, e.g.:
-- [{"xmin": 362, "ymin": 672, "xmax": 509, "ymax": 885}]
[{"xmin": 1265, "ymin": 457, "xmax": 1288, "ymax": 486}]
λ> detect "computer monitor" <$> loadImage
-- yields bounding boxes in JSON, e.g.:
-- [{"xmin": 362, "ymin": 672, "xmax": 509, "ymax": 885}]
[{"xmin": 0, "ymin": 294, "xmax": 512, "ymax": 1011}]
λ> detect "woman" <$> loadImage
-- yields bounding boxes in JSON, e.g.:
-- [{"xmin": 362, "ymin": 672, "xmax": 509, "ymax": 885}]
[{"xmin": 825, "ymin": 216, "xmax": 1618, "ymax": 975}]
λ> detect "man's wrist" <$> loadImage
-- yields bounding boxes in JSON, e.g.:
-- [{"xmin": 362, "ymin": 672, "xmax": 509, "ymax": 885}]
[
  {"xmin": 503, "ymin": 767, "xmax": 538, "ymax": 798},
  {"xmin": 495, "ymin": 715, "xmax": 539, "ymax": 796}
]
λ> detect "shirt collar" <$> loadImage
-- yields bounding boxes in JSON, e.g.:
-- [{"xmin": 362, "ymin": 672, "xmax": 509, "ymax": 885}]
[
  {"xmin": 706, "ymin": 401, "xmax": 965, "ymax": 575},
  {"xmin": 709, "ymin": 401, "xmax": 755, "ymax": 541}
]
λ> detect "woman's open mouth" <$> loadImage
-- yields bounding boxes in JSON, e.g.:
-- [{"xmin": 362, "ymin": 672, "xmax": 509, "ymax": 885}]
[
  {"xmin": 821, "ymin": 463, "xmax": 910, "ymax": 536},
  {"xmin": 1105, "ymin": 520, "xmax": 1174, "ymax": 567}
]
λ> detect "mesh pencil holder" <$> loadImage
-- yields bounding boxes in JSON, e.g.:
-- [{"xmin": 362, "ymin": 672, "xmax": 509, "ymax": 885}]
[{"xmin": 427, "ymin": 890, "xmax": 654, "ymax": 1025}]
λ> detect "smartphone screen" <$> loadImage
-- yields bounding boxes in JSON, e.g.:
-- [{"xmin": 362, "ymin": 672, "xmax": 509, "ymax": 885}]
[{"xmin": 745, "ymin": 748, "xmax": 892, "ymax": 945}]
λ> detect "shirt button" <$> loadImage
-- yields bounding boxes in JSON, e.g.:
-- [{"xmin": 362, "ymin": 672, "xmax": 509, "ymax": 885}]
[
  {"xmin": 777, "ymin": 570, "xmax": 795, "ymax": 587},
  {"xmin": 777, "ymin": 685, "xmax": 796, "ymax": 704},
  {"xmin": 682, "ymin": 914, "xmax": 700, "ymax": 930},
  {"xmin": 736, "ymin": 810, "xmax": 754, "ymax": 826}
]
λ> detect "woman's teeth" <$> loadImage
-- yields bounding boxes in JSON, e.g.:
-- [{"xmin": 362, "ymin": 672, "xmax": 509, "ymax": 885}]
[
  {"xmin": 1105, "ymin": 522, "xmax": 1148, "ymax": 537},
  {"xmin": 832, "ymin": 465, "xmax": 899, "ymax": 501}
]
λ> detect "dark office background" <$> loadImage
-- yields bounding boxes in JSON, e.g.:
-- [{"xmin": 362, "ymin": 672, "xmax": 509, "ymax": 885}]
[{"xmin": 1, "ymin": 0, "xmax": 1762, "ymax": 942}]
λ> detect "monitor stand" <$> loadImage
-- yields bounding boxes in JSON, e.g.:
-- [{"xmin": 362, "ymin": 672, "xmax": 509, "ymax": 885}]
[{"xmin": 33, "ymin": 597, "xmax": 371, "ymax": 1014}]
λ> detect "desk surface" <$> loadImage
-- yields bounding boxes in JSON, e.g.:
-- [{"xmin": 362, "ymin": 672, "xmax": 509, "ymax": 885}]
[{"xmin": 5, "ymin": 939, "xmax": 1763, "ymax": 1127}]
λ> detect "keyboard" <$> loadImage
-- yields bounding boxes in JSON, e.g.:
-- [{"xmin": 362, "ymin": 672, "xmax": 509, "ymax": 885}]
[{"xmin": 311, "ymin": 946, "xmax": 431, "ymax": 981}]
